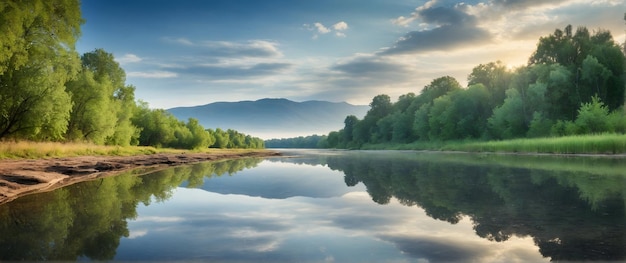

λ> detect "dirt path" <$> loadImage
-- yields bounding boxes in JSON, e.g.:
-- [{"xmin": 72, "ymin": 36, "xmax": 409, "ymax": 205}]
[{"xmin": 0, "ymin": 151, "xmax": 280, "ymax": 205}]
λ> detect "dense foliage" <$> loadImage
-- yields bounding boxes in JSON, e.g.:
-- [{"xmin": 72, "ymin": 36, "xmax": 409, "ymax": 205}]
[
  {"xmin": 0, "ymin": 1, "xmax": 263, "ymax": 149},
  {"xmin": 265, "ymin": 134, "xmax": 327, "ymax": 148},
  {"xmin": 323, "ymin": 24, "xmax": 626, "ymax": 149}
]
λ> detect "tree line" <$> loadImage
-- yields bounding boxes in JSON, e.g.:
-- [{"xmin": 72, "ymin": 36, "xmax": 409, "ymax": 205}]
[
  {"xmin": 265, "ymin": 134, "xmax": 327, "ymax": 148},
  {"xmin": 322, "ymin": 23, "xmax": 626, "ymax": 149},
  {"xmin": 0, "ymin": 0, "xmax": 263, "ymax": 149}
]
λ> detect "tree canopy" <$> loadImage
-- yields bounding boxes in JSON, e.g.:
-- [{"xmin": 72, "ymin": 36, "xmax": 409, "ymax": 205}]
[
  {"xmin": 323, "ymin": 23, "xmax": 626, "ymax": 149},
  {"xmin": 0, "ymin": 1, "xmax": 264, "ymax": 149}
]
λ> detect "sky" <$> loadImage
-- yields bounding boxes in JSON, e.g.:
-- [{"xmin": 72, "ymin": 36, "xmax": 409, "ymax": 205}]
[{"xmin": 77, "ymin": 0, "xmax": 626, "ymax": 109}]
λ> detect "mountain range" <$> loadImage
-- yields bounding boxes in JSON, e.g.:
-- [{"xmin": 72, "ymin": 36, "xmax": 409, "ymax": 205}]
[{"xmin": 167, "ymin": 98, "xmax": 369, "ymax": 139}]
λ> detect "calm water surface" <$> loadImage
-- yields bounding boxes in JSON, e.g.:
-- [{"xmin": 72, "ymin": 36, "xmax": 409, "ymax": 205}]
[{"xmin": 1, "ymin": 150, "xmax": 625, "ymax": 262}]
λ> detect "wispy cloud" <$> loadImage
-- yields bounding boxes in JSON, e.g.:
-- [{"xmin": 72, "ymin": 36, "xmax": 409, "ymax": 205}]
[
  {"xmin": 127, "ymin": 71, "xmax": 178, "ymax": 78},
  {"xmin": 166, "ymin": 62, "xmax": 292, "ymax": 78},
  {"xmin": 304, "ymin": 21, "xmax": 350, "ymax": 39},
  {"xmin": 165, "ymin": 38, "xmax": 283, "ymax": 58},
  {"xmin": 116, "ymin": 53, "xmax": 143, "ymax": 64}
]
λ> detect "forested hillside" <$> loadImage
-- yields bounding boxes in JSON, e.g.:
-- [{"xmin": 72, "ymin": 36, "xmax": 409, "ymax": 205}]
[
  {"xmin": 0, "ymin": 0, "xmax": 263, "ymax": 149},
  {"xmin": 323, "ymin": 24, "xmax": 626, "ymax": 149}
]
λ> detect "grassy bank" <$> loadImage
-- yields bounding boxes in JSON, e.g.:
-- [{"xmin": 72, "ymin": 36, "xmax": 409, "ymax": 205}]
[
  {"xmin": 361, "ymin": 133, "xmax": 626, "ymax": 155},
  {"xmin": 0, "ymin": 141, "xmax": 264, "ymax": 159}
]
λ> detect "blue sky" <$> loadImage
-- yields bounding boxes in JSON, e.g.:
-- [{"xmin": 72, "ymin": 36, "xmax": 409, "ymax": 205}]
[{"xmin": 77, "ymin": 0, "xmax": 625, "ymax": 109}]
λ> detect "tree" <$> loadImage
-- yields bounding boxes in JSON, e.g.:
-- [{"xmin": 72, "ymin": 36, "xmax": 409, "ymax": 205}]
[
  {"xmin": 488, "ymin": 89, "xmax": 526, "ymax": 139},
  {"xmin": 66, "ymin": 49, "xmax": 139, "ymax": 146},
  {"xmin": 428, "ymin": 94, "xmax": 456, "ymax": 140},
  {"xmin": 65, "ymin": 69, "xmax": 117, "ymax": 143},
  {"xmin": 352, "ymin": 94, "xmax": 393, "ymax": 145},
  {"xmin": 419, "ymin": 76, "xmax": 463, "ymax": 103},
  {"xmin": 210, "ymin": 128, "xmax": 230, "ymax": 148},
  {"xmin": 0, "ymin": 0, "xmax": 82, "ymax": 140},
  {"xmin": 107, "ymin": 85, "xmax": 140, "ymax": 146},
  {"xmin": 454, "ymin": 84, "xmax": 491, "ymax": 139},
  {"xmin": 185, "ymin": 118, "xmax": 213, "ymax": 149},
  {"xmin": 530, "ymin": 25, "xmax": 625, "ymax": 113},
  {"xmin": 467, "ymin": 61, "xmax": 512, "ymax": 108},
  {"xmin": 413, "ymin": 103, "xmax": 431, "ymax": 140},
  {"xmin": 131, "ymin": 102, "xmax": 176, "ymax": 147},
  {"xmin": 368, "ymin": 94, "xmax": 393, "ymax": 119},
  {"xmin": 343, "ymin": 115, "xmax": 358, "ymax": 141},
  {"xmin": 575, "ymin": 96, "xmax": 610, "ymax": 134}
]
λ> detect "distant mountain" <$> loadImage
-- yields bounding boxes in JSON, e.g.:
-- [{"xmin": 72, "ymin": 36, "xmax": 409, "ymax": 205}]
[{"xmin": 167, "ymin": 98, "xmax": 369, "ymax": 139}]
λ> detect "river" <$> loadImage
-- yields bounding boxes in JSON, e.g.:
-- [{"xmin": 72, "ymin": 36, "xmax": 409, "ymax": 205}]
[{"xmin": 0, "ymin": 149, "xmax": 624, "ymax": 262}]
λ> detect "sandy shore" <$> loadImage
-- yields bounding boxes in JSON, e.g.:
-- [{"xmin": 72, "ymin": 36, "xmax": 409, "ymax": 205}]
[{"xmin": 0, "ymin": 150, "xmax": 280, "ymax": 205}]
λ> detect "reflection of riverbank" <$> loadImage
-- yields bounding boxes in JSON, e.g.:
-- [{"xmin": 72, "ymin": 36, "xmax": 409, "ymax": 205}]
[
  {"xmin": 0, "ymin": 151, "xmax": 279, "ymax": 205},
  {"xmin": 0, "ymin": 158, "xmax": 264, "ymax": 261}
]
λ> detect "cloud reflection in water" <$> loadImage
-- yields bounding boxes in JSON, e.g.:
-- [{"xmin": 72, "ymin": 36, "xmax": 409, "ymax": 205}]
[{"xmin": 116, "ymin": 160, "xmax": 547, "ymax": 262}]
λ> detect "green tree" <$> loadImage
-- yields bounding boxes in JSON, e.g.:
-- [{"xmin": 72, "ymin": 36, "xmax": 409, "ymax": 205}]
[
  {"xmin": 210, "ymin": 128, "xmax": 230, "ymax": 148},
  {"xmin": 428, "ymin": 94, "xmax": 456, "ymax": 140},
  {"xmin": 453, "ymin": 84, "xmax": 491, "ymax": 139},
  {"xmin": 342, "ymin": 115, "xmax": 359, "ymax": 146},
  {"xmin": 0, "ymin": 0, "xmax": 82, "ymax": 140},
  {"xmin": 419, "ymin": 76, "xmax": 463, "ymax": 104},
  {"xmin": 131, "ymin": 102, "xmax": 176, "ymax": 147},
  {"xmin": 580, "ymin": 55, "xmax": 612, "ymax": 101},
  {"xmin": 185, "ymin": 118, "xmax": 213, "ymax": 149},
  {"xmin": 413, "ymin": 103, "xmax": 431, "ymax": 140},
  {"xmin": 467, "ymin": 61, "xmax": 512, "ymax": 108},
  {"xmin": 527, "ymin": 112, "xmax": 553, "ymax": 138},
  {"xmin": 575, "ymin": 96, "xmax": 610, "ymax": 134},
  {"xmin": 65, "ymin": 68, "xmax": 117, "ymax": 144},
  {"xmin": 530, "ymin": 25, "xmax": 625, "ymax": 114},
  {"xmin": 107, "ymin": 85, "xmax": 140, "ymax": 146},
  {"xmin": 67, "ymin": 49, "xmax": 139, "ymax": 146},
  {"xmin": 488, "ymin": 89, "xmax": 526, "ymax": 139},
  {"xmin": 352, "ymin": 94, "xmax": 392, "ymax": 145}
]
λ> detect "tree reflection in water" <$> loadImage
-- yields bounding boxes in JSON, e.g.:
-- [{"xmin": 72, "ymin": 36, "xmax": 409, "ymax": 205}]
[
  {"xmin": 282, "ymin": 152, "xmax": 626, "ymax": 262},
  {"xmin": 0, "ymin": 158, "xmax": 262, "ymax": 261}
]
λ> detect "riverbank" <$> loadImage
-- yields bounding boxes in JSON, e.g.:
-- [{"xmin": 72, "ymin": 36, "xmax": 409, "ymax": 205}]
[
  {"xmin": 0, "ymin": 150, "xmax": 279, "ymax": 205},
  {"xmin": 359, "ymin": 133, "xmax": 626, "ymax": 155}
]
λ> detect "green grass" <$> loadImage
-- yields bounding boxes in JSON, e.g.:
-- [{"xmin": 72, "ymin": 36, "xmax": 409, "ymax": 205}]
[
  {"xmin": 0, "ymin": 141, "xmax": 267, "ymax": 159},
  {"xmin": 441, "ymin": 133, "xmax": 626, "ymax": 154},
  {"xmin": 360, "ymin": 133, "xmax": 626, "ymax": 155}
]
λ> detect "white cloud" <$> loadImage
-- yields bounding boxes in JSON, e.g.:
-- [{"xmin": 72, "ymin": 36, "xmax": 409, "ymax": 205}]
[
  {"xmin": 314, "ymin": 22, "xmax": 331, "ymax": 34},
  {"xmin": 332, "ymin": 21, "xmax": 348, "ymax": 31},
  {"xmin": 127, "ymin": 71, "xmax": 178, "ymax": 78},
  {"xmin": 116, "ymin": 53, "xmax": 142, "ymax": 64},
  {"xmin": 391, "ymin": 15, "xmax": 415, "ymax": 27},
  {"xmin": 167, "ymin": 38, "xmax": 283, "ymax": 58},
  {"xmin": 305, "ymin": 21, "xmax": 349, "ymax": 39},
  {"xmin": 127, "ymin": 229, "xmax": 148, "ymax": 239}
]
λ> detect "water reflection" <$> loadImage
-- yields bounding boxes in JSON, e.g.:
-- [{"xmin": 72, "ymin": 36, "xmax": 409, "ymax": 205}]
[
  {"xmin": 275, "ymin": 151, "xmax": 626, "ymax": 261},
  {"xmin": 0, "ymin": 151, "xmax": 624, "ymax": 262},
  {"xmin": 0, "ymin": 158, "xmax": 262, "ymax": 261}
]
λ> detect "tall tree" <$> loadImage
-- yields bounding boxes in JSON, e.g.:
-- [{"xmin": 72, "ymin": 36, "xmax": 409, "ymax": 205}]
[
  {"xmin": 0, "ymin": 0, "xmax": 82, "ymax": 140},
  {"xmin": 467, "ymin": 61, "xmax": 512, "ymax": 108},
  {"xmin": 66, "ymin": 49, "xmax": 139, "ymax": 145},
  {"xmin": 529, "ymin": 25, "xmax": 625, "ymax": 113},
  {"xmin": 65, "ymin": 69, "xmax": 117, "ymax": 143}
]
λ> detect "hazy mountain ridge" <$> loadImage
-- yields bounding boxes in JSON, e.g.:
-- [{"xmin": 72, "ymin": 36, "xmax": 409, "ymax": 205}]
[{"xmin": 167, "ymin": 98, "xmax": 369, "ymax": 139}]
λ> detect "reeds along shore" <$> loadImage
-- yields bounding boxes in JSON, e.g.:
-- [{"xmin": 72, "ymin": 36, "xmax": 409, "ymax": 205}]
[
  {"xmin": 443, "ymin": 134, "xmax": 626, "ymax": 154},
  {"xmin": 360, "ymin": 133, "xmax": 626, "ymax": 155},
  {"xmin": 0, "ymin": 141, "xmax": 264, "ymax": 159}
]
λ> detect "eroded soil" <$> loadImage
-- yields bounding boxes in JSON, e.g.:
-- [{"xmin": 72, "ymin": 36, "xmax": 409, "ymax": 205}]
[{"xmin": 0, "ymin": 151, "xmax": 279, "ymax": 205}]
